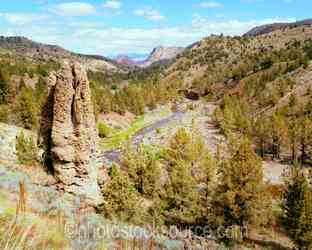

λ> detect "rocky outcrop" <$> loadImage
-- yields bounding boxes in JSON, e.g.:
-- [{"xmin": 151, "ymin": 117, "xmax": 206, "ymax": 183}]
[
  {"xmin": 40, "ymin": 62, "xmax": 102, "ymax": 206},
  {"xmin": 140, "ymin": 46, "xmax": 184, "ymax": 67}
]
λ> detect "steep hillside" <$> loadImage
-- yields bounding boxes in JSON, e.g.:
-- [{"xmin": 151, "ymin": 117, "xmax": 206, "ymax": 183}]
[
  {"xmin": 0, "ymin": 36, "xmax": 122, "ymax": 73},
  {"xmin": 245, "ymin": 19, "xmax": 312, "ymax": 36},
  {"xmin": 162, "ymin": 25, "xmax": 312, "ymax": 95}
]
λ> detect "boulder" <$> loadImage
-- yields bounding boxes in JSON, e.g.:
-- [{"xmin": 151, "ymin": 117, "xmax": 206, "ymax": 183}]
[{"xmin": 40, "ymin": 62, "xmax": 102, "ymax": 206}]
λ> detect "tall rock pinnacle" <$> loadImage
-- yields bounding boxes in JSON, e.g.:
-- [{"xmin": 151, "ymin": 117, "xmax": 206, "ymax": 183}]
[{"xmin": 40, "ymin": 62, "xmax": 102, "ymax": 206}]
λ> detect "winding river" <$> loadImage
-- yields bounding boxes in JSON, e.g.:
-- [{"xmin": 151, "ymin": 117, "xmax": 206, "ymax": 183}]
[{"xmin": 102, "ymin": 111, "xmax": 185, "ymax": 165}]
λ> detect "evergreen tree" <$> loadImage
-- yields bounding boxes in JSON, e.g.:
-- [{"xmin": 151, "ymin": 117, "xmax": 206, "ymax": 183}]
[
  {"xmin": 305, "ymin": 100, "xmax": 312, "ymax": 119},
  {"xmin": 254, "ymin": 114, "xmax": 270, "ymax": 158},
  {"xmin": 282, "ymin": 163, "xmax": 308, "ymax": 233},
  {"xmin": 162, "ymin": 160, "xmax": 201, "ymax": 226},
  {"xmin": 269, "ymin": 113, "xmax": 288, "ymax": 159},
  {"xmin": 295, "ymin": 190, "xmax": 312, "ymax": 249},
  {"xmin": 282, "ymin": 163, "xmax": 312, "ymax": 249},
  {"xmin": 14, "ymin": 86, "xmax": 38, "ymax": 130},
  {"xmin": 165, "ymin": 127, "xmax": 192, "ymax": 164},
  {"xmin": 298, "ymin": 116, "xmax": 312, "ymax": 164},
  {"xmin": 288, "ymin": 119, "xmax": 300, "ymax": 162},
  {"xmin": 99, "ymin": 164, "xmax": 145, "ymax": 224},
  {"xmin": 198, "ymin": 152, "xmax": 217, "ymax": 218},
  {"xmin": 0, "ymin": 70, "xmax": 9, "ymax": 104},
  {"xmin": 212, "ymin": 137, "xmax": 270, "ymax": 239},
  {"xmin": 16, "ymin": 131, "xmax": 38, "ymax": 165},
  {"xmin": 165, "ymin": 125, "xmax": 204, "ymax": 167},
  {"xmin": 122, "ymin": 144, "xmax": 160, "ymax": 197}
]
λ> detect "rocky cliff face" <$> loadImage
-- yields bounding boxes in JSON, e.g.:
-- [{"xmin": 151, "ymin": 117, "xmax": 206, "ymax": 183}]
[
  {"xmin": 40, "ymin": 62, "xmax": 102, "ymax": 206},
  {"xmin": 140, "ymin": 46, "xmax": 184, "ymax": 67}
]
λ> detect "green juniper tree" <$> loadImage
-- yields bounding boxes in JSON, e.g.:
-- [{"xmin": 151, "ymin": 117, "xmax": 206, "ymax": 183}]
[
  {"xmin": 295, "ymin": 190, "xmax": 312, "ymax": 249},
  {"xmin": 282, "ymin": 162, "xmax": 312, "ymax": 249},
  {"xmin": 212, "ymin": 137, "xmax": 270, "ymax": 240},
  {"xmin": 14, "ymin": 86, "xmax": 38, "ymax": 130},
  {"xmin": 99, "ymin": 164, "xmax": 146, "ymax": 224},
  {"xmin": 122, "ymin": 144, "xmax": 161, "ymax": 198},
  {"xmin": 162, "ymin": 160, "xmax": 201, "ymax": 226},
  {"xmin": 0, "ymin": 70, "xmax": 9, "ymax": 104},
  {"xmin": 16, "ymin": 131, "xmax": 38, "ymax": 165}
]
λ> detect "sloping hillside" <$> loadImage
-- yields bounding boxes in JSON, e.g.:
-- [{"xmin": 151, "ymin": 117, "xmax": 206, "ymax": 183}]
[
  {"xmin": 0, "ymin": 36, "xmax": 122, "ymax": 73},
  {"xmin": 244, "ymin": 19, "xmax": 312, "ymax": 36},
  {"xmin": 162, "ymin": 25, "xmax": 312, "ymax": 95}
]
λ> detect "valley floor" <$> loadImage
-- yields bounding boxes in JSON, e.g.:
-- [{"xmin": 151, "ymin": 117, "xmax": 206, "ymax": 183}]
[
  {"xmin": 0, "ymin": 99, "xmax": 298, "ymax": 249},
  {"xmin": 101, "ymin": 99, "xmax": 290, "ymax": 186}
]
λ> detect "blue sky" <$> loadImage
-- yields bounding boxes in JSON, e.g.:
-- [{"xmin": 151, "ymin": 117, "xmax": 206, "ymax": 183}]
[{"xmin": 0, "ymin": 0, "xmax": 311, "ymax": 59}]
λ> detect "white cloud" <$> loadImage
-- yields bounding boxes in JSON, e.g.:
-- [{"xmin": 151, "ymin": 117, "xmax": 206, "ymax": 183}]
[
  {"xmin": 103, "ymin": 0, "xmax": 122, "ymax": 9},
  {"xmin": 48, "ymin": 2, "xmax": 96, "ymax": 16},
  {"xmin": 191, "ymin": 15, "xmax": 296, "ymax": 35},
  {"xmin": 0, "ymin": 13, "xmax": 48, "ymax": 25},
  {"xmin": 199, "ymin": 1, "xmax": 223, "ymax": 8},
  {"xmin": 0, "ymin": 14, "xmax": 296, "ymax": 57},
  {"xmin": 134, "ymin": 7, "xmax": 165, "ymax": 21}
]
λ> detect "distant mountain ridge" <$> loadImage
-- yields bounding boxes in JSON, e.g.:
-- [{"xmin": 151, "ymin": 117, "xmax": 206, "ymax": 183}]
[
  {"xmin": 115, "ymin": 55, "xmax": 138, "ymax": 67},
  {"xmin": 140, "ymin": 46, "xmax": 184, "ymax": 67},
  {"xmin": 0, "ymin": 36, "xmax": 121, "ymax": 73},
  {"xmin": 0, "ymin": 35, "xmax": 184, "ymax": 71},
  {"xmin": 115, "ymin": 46, "xmax": 184, "ymax": 68},
  {"xmin": 245, "ymin": 19, "xmax": 312, "ymax": 36}
]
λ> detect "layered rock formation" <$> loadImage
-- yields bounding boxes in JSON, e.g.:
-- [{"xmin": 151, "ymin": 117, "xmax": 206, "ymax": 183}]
[{"xmin": 40, "ymin": 62, "xmax": 102, "ymax": 206}]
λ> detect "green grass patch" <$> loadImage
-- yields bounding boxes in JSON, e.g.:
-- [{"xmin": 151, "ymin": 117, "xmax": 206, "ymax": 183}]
[
  {"xmin": 100, "ymin": 116, "xmax": 145, "ymax": 150},
  {"xmin": 0, "ymin": 48, "xmax": 11, "ymax": 55},
  {"xmin": 100, "ymin": 107, "xmax": 171, "ymax": 151}
]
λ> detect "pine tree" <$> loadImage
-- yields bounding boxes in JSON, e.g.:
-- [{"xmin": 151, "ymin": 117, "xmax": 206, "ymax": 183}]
[
  {"xmin": 14, "ymin": 86, "xmax": 38, "ymax": 130},
  {"xmin": 122, "ymin": 144, "xmax": 160, "ymax": 197},
  {"xmin": 282, "ymin": 162, "xmax": 309, "ymax": 237},
  {"xmin": 212, "ymin": 137, "xmax": 270, "ymax": 239},
  {"xmin": 269, "ymin": 113, "xmax": 288, "ymax": 159},
  {"xmin": 165, "ymin": 127, "xmax": 192, "ymax": 164},
  {"xmin": 199, "ymin": 152, "xmax": 217, "ymax": 218},
  {"xmin": 295, "ymin": 190, "xmax": 312, "ymax": 249},
  {"xmin": 288, "ymin": 119, "xmax": 300, "ymax": 162},
  {"xmin": 298, "ymin": 116, "xmax": 312, "ymax": 164},
  {"xmin": 99, "ymin": 164, "xmax": 145, "ymax": 224},
  {"xmin": 165, "ymin": 125, "xmax": 204, "ymax": 167},
  {"xmin": 16, "ymin": 131, "xmax": 38, "ymax": 165},
  {"xmin": 162, "ymin": 160, "xmax": 201, "ymax": 226},
  {"xmin": 0, "ymin": 70, "xmax": 9, "ymax": 104},
  {"xmin": 254, "ymin": 114, "xmax": 270, "ymax": 158}
]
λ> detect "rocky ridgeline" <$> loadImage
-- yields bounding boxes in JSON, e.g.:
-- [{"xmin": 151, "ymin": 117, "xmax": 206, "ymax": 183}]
[
  {"xmin": 0, "ymin": 36, "xmax": 119, "ymax": 73},
  {"xmin": 40, "ymin": 62, "xmax": 102, "ymax": 206}
]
